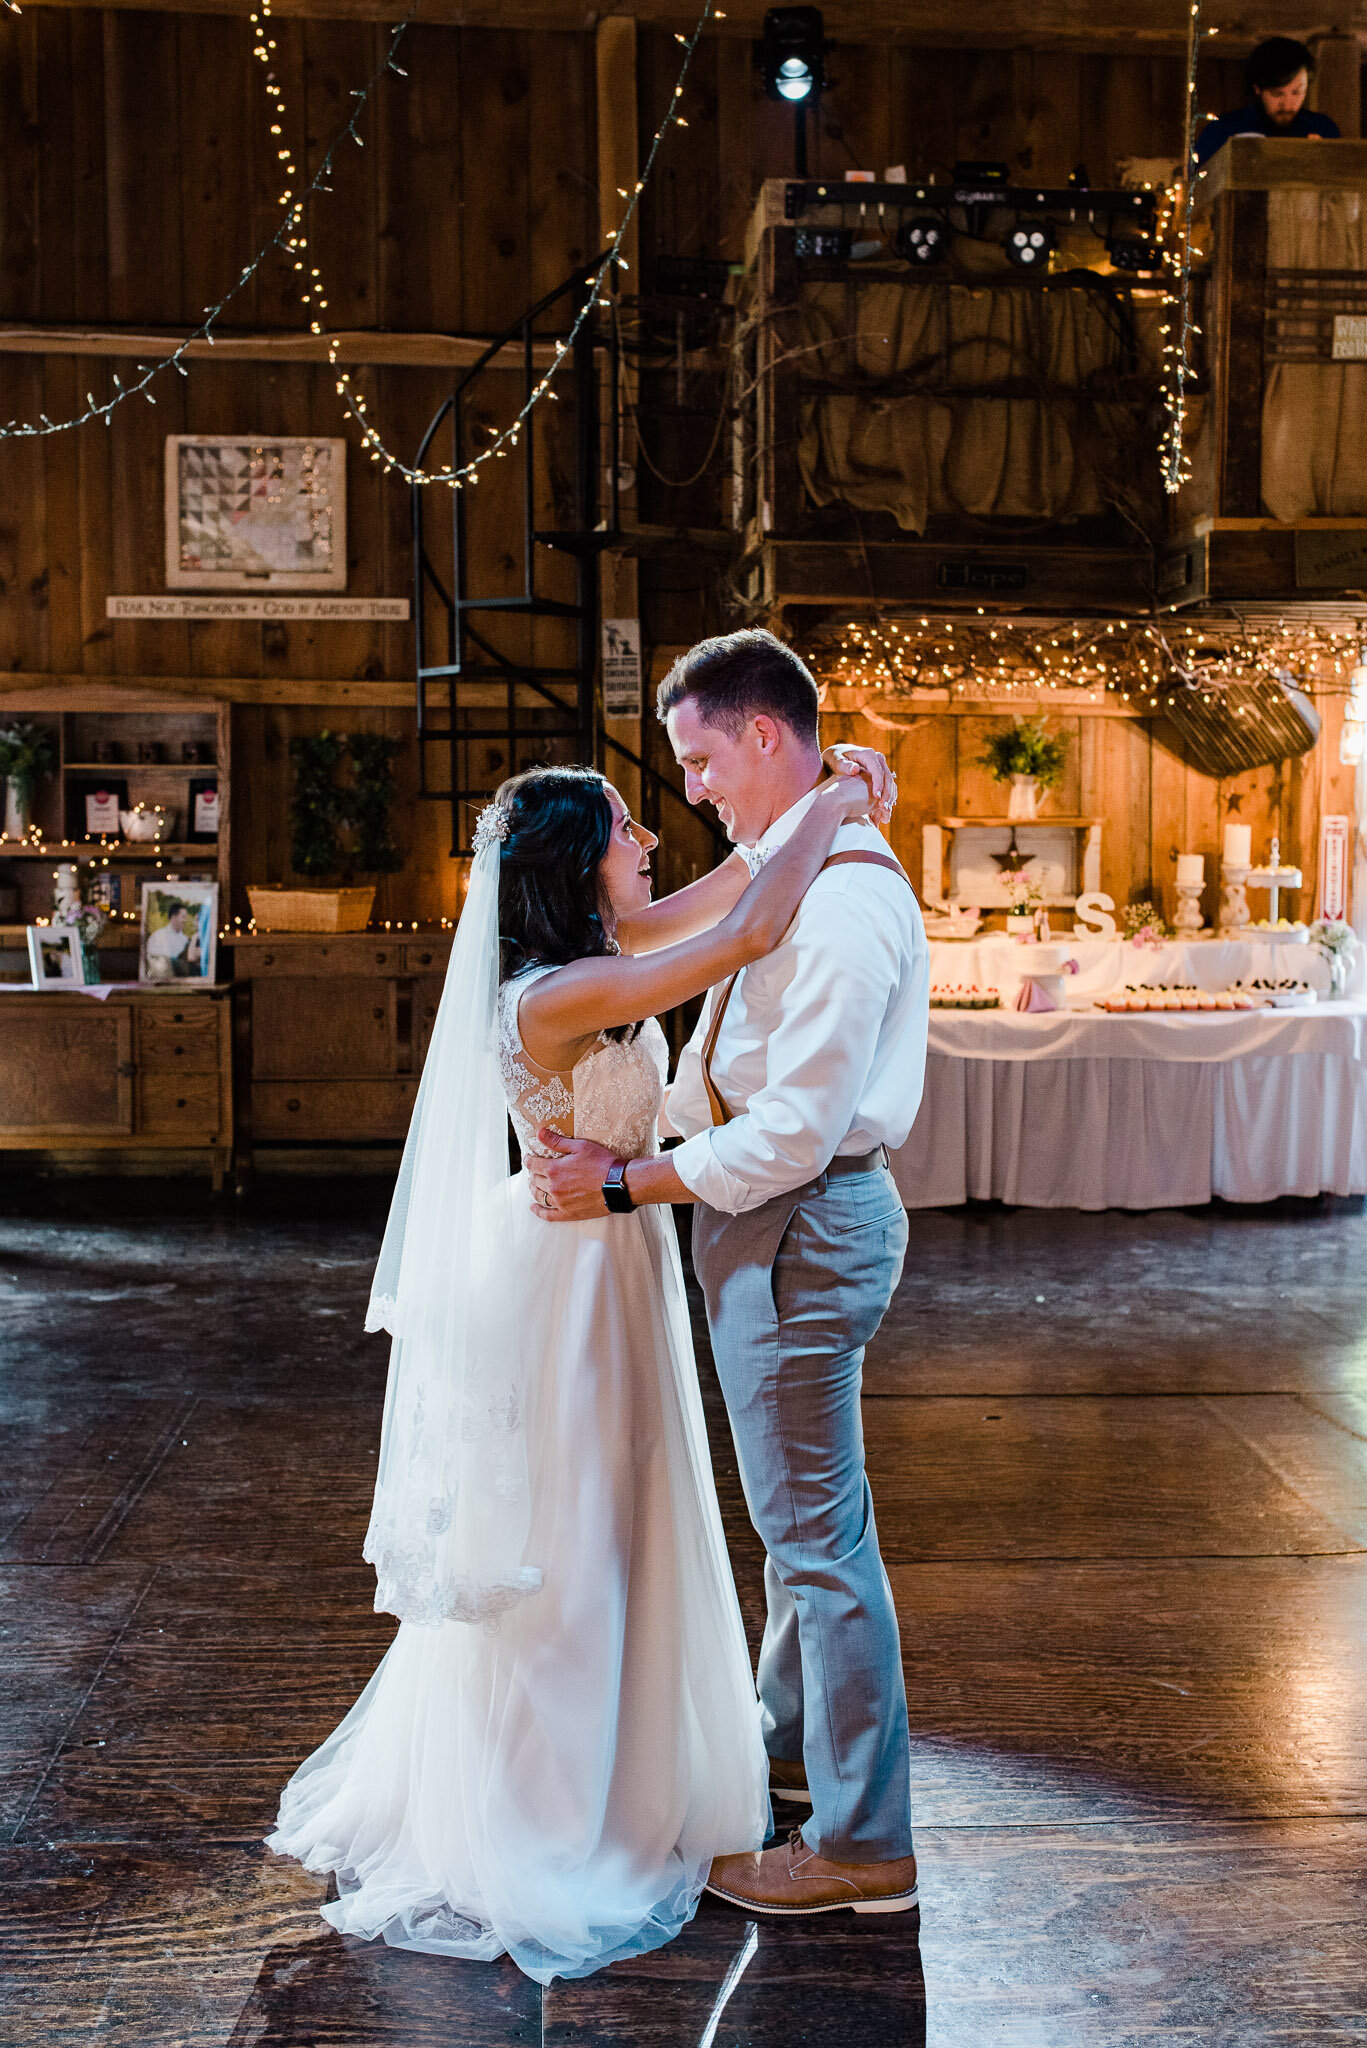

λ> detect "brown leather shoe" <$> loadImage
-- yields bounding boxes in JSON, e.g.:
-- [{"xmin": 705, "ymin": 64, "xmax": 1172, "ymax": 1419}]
[
  {"xmin": 707, "ymin": 1829, "xmax": 919, "ymax": 1917},
  {"xmin": 768, "ymin": 1756, "xmax": 812, "ymax": 1806}
]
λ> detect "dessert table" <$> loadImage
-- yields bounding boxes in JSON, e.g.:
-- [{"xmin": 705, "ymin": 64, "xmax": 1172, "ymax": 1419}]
[{"xmin": 892, "ymin": 981, "xmax": 1367, "ymax": 1211}]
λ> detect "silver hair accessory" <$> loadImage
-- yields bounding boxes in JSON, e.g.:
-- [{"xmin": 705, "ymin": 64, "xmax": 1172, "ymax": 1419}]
[{"xmin": 472, "ymin": 799, "xmax": 512, "ymax": 854}]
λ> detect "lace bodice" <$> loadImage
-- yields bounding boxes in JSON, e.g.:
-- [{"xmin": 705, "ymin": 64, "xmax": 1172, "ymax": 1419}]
[{"xmin": 497, "ymin": 965, "xmax": 668, "ymax": 1164}]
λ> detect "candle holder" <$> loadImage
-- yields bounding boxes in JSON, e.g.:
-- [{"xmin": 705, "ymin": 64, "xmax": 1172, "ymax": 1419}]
[
  {"xmin": 1219, "ymin": 863, "xmax": 1251, "ymax": 933},
  {"xmin": 1174, "ymin": 881, "xmax": 1205, "ymax": 933}
]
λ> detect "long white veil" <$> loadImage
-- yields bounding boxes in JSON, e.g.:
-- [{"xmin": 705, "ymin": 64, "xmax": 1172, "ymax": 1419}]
[{"xmin": 362, "ymin": 825, "xmax": 540, "ymax": 1627}]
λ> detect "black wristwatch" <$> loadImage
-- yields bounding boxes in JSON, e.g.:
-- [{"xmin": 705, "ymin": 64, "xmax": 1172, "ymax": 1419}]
[{"xmin": 602, "ymin": 1161, "xmax": 635, "ymax": 1213}]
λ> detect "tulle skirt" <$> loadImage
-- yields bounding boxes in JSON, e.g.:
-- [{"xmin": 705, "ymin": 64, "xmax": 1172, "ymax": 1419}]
[{"xmin": 267, "ymin": 1172, "xmax": 769, "ymax": 1983}]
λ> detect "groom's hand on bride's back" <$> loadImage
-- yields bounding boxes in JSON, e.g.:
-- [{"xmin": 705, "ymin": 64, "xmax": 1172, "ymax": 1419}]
[{"xmin": 527, "ymin": 1131, "xmax": 618, "ymax": 1220}]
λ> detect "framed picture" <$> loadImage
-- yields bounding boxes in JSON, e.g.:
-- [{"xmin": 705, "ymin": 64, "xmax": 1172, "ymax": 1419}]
[
  {"xmin": 187, "ymin": 777, "xmax": 220, "ymax": 843},
  {"xmin": 139, "ymin": 880, "xmax": 219, "ymax": 986},
  {"xmin": 27, "ymin": 926, "xmax": 83, "ymax": 988},
  {"xmin": 66, "ymin": 777, "xmax": 128, "ymax": 841},
  {"xmin": 164, "ymin": 435, "xmax": 346, "ymax": 592}
]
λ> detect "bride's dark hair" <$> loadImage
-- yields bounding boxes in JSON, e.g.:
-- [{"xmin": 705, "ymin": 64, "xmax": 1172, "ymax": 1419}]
[{"xmin": 493, "ymin": 765, "xmax": 640, "ymax": 1041}]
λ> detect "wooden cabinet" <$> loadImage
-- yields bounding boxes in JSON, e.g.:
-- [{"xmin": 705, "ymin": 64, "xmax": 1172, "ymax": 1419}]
[
  {"xmin": 0, "ymin": 989, "xmax": 232, "ymax": 1184},
  {"xmin": 233, "ymin": 932, "xmax": 452, "ymax": 1167}
]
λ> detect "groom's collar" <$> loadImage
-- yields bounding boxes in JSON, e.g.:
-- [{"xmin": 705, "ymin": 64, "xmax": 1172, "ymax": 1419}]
[{"xmin": 740, "ymin": 788, "xmax": 820, "ymax": 877}]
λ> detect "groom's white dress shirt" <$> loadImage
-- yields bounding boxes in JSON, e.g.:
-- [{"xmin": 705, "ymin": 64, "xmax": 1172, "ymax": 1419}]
[{"xmin": 666, "ymin": 792, "xmax": 930, "ymax": 1215}]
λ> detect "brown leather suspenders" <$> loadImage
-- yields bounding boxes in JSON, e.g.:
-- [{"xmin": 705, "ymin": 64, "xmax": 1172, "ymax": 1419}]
[{"xmin": 699, "ymin": 849, "xmax": 916, "ymax": 1129}]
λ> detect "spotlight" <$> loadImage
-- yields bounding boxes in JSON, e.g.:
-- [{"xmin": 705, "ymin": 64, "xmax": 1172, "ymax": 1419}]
[
  {"xmin": 897, "ymin": 216, "xmax": 949, "ymax": 267},
  {"xmin": 1005, "ymin": 221, "xmax": 1054, "ymax": 270},
  {"xmin": 759, "ymin": 7, "xmax": 826, "ymax": 103},
  {"xmin": 1107, "ymin": 235, "xmax": 1160, "ymax": 274}
]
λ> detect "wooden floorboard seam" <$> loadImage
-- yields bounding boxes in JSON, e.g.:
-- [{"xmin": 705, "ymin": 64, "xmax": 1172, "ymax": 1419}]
[
  {"xmin": 6, "ymin": 1565, "xmax": 160, "ymax": 1848},
  {"xmin": 80, "ymin": 1396, "xmax": 202, "ymax": 1566}
]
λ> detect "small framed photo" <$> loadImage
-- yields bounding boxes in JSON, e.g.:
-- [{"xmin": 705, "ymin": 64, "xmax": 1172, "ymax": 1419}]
[
  {"xmin": 27, "ymin": 926, "xmax": 83, "ymax": 988},
  {"xmin": 66, "ymin": 776, "xmax": 128, "ymax": 841},
  {"xmin": 188, "ymin": 777, "xmax": 220, "ymax": 842},
  {"xmin": 139, "ymin": 880, "xmax": 218, "ymax": 985}
]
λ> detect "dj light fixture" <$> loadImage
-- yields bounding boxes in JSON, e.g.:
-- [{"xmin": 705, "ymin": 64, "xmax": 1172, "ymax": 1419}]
[
  {"xmin": 1005, "ymin": 220, "xmax": 1055, "ymax": 269},
  {"xmin": 896, "ymin": 216, "xmax": 950, "ymax": 266}
]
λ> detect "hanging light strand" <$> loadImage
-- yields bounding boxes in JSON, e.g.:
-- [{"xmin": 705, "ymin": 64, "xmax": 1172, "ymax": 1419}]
[
  {"xmin": 822, "ymin": 613, "xmax": 1367, "ymax": 709},
  {"xmin": 1159, "ymin": 0, "xmax": 1205, "ymax": 493},
  {"xmin": 320, "ymin": 0, "xmax": 723, "ymax": 487},
  {"xmin": 0, "ymin": 11, "xmax": 415, "ymax": 441}
]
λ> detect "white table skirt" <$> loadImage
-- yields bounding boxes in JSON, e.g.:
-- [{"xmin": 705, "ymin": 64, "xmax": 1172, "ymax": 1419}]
[{"xmin": 891, "ymin": 999, "xmax": 1367, "ymax": 1210}]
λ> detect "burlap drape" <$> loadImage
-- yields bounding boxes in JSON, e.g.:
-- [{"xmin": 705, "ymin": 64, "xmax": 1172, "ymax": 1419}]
[
  {"xmin": 795, "ymin": 278, "xmax": 1151, "ymax": 534},
  {"xmin": 1262, "ymin": 191, "xmax": 1367, "ymax": 520}
]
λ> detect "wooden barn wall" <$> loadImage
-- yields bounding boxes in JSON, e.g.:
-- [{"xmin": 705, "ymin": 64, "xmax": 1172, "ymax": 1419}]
[
  {"xmin": 0, "ymin": 10, "xmax": 597, "ymax": 918},
  {"xmin": 0, "ymin": 12, "xmax": 1341, "ymax": 922},
  {"xmin": 815, "ymin": 698, "xmax": 1356, "ymax": 928}
]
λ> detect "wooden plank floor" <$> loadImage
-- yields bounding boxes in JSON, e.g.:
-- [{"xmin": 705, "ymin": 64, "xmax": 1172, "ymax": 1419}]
[{"xmin": 1, "ymin": 1181, "xmax": 1365, "ymax": 2046}]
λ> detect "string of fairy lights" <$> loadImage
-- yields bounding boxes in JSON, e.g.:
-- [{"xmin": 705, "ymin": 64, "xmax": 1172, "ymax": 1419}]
[
  {"xmin": 1157, "ymin": 0, "xmax": 1206, "ymax": 494},
  {"xmin": 0, "ymin": 0, "xmax": 719, "ymax": 478},
  {"xmin": 0, "ymin": 16, "xmax": 415, "ymax": 443},
  {"xmin": 823, "ymin": 614, "xmax": 1367, "ymax": 709},
  {"xmin": 317, "ymin": 0, "xmax": 724, "ymax": 487}
]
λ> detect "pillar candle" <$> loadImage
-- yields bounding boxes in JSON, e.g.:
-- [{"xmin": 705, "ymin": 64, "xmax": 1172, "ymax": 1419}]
[
  {"xmin": 1176, "ymin": 853, "xmax": 1205, "ymax": 887},
  {"xmin": 1222, "ymin": 823, "xmax": 1251, "ymax": 868}
]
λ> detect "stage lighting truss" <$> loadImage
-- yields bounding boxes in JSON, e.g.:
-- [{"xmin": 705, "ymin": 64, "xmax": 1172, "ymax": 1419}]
[
  {"xmin": 1005, "ymin": 221, "xmax": 1055, "ymax": 269},
  {"xmin": 896, "ymin": 216, "xmax": 949, "ymax": 267},
  {"xmin": 781, "ymin": 178, "xmax": 1157, "ymax": 281}
]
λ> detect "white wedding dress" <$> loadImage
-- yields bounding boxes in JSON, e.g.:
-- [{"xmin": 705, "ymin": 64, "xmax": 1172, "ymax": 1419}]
[{"xmin": 268, "ymin": 965, "xmax": 768, "ymax": 1982}]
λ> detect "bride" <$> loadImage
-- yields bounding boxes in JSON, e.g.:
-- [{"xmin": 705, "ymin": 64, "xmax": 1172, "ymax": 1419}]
[{"xmin": 268, "ymin": 750, "xmax": 889, "ymax": 1983}]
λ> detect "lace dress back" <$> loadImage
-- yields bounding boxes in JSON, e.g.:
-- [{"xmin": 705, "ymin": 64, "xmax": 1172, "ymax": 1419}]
[{"xmin": 497, "ymin": 964, "xmax": 668, "ymax": 1164}]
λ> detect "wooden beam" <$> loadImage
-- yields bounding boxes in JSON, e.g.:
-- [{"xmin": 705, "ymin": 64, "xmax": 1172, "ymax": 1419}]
[
  {"xmin": 0, "ymin": 672, "xmax": 417, "ymax": 708},
  {"xmin": 1197, "ymin": 136, "xmax": 1367, "ymax": 209},
  {"xmin": 9, "ymin": 0, "xmax": 1355, "ymax": 54},
  {"xmin": 597, "ymin": 17, "xmax": 638, "ymax": 284},
  {"xmin": 1311, "ymin": 34, "xmax": 1363, "ymax": 141},
  {"xmin": 0, "ymin": 325, "xmax": 558, "ymax": 369}
]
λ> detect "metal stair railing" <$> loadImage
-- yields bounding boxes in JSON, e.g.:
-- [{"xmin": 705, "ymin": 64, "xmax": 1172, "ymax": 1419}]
[{"xmin": 411, "ymin": 261, "xmax": 727, "ymax": 862}]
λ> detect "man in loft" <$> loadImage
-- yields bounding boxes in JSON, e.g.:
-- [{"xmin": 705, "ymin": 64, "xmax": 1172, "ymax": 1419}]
[{"xmin": 1194, "ymin": 36, "xmax": 1341, "ymax": 167}]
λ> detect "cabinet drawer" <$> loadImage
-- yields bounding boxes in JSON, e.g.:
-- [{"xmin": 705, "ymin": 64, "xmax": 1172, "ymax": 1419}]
[
  {"xmin": 244, "ymin": 941, "xmax": 401, "ymax": 977},
  {"xmin": 401, "ymin": 941, "xmax": 451, "ymax": 975},
  {"xmin": 138, "ymin": 1072, "xmax": 222, "ymax": 1140},
  {"xmin": 252, "ymin": 1080, "xmax": 417, "ymax": 1141},
  {"xmin": 137, "ymin": 1005, "xmax": 221, "ymax": 1071},
  {"xmin": 251, "ymin": 979, "xmax": 397, "ymax": 1081}
]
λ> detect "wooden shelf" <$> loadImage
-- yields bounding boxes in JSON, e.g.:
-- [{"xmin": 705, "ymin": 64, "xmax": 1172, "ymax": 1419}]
[
  {"xmin": 63, "ymin": 760, "xmax": 217, "ymax": 772},
  {"xmin": 0, "ymin": 923, "xmax": 142, "ymax": 944},
  {"xmin": 939, "ymin": 816, "xmax": 1103, "ymax": 830},
  {"xmin": 0, "ymin": 842, "xmax": 217, "ymax": 860}
]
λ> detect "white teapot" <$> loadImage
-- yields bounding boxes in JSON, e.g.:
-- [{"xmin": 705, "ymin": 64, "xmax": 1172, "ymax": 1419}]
[{"xmin": 119, "ymin": 804, "xmax": 167, "ymax": 843}]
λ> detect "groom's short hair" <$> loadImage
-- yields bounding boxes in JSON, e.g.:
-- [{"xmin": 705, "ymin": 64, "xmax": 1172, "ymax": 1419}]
[{"xmin": 656, "ymin": 629, "xmax": 820, "ymax": 745}]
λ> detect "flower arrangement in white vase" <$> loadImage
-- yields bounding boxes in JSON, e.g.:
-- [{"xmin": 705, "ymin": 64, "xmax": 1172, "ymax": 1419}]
[
  {"xmin": 1310, "ymin": 918, "xmax": 1359, "ymax": 998},
  {"xmin": 55, "ymin": 894, "xmax": 110, "ymax": 985},
  {"xmin": 0, "ymin": 721, "xmax": 57, "ymax": 838},
  {"xmin": 1003, "ymin": 869, "xmax": 1046, "ymax": 937},
  {"xmin": 978, "ymin": 715, "xmax": 1068, "ymax": 821}
]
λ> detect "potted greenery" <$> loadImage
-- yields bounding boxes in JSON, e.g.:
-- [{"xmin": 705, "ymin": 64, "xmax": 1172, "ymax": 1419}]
[
  {"xmin": 978, "ymin": 715, "xmax": 1068, "ymax": 821},
  {"xmin": 0, "ymin": 721, "xmax": 57, "ymax": 838}
]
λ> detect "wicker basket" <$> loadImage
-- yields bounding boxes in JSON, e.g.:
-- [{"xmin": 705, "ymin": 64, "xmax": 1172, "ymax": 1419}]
[{"xmin": 246, "ymin": 885, "xmax": 376, "ymax": 933}]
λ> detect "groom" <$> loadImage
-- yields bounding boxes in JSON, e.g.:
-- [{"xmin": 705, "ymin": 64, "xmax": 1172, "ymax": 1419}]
[{"xmin": 528, "ymin": 628, "xmax": 929, "ymax": 1915}]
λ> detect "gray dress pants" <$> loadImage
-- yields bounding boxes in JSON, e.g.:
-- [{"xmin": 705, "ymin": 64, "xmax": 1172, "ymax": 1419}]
[{"xmin": 692, "ymin": 1161, "xmax": 914, "ymax": 1862}]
